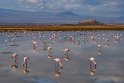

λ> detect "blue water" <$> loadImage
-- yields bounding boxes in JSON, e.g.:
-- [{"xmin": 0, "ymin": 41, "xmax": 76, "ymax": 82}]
[{"xmin": 0, "ymin": 30, "xmax": 124, "ymax": 83}]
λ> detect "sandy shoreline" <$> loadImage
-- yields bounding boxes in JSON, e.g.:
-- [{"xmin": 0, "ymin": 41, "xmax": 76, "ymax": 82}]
[{"xmin": 0, "ymin": 25, "xmax": 124, "ymax": 31}]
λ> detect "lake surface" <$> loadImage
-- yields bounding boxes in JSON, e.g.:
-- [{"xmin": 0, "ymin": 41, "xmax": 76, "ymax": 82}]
[{"xmin": 0, "ymin": 30, "xmax": 124, "ymax": 83}]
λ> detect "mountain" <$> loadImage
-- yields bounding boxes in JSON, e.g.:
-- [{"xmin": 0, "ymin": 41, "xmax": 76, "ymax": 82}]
[
  {"xmin": 0, "ymin": 8, "xmax": 55, "ymax": 24},
  {"xmin": 56, "ymin": 11, "xmax": 79, "ymax": 17},
  {"xmin": 0, "ymin": 8, "xmax": 124, "ymax": 24},
  {"xmin": 78, "ymin": 20, "xmax": 105, "ymax": 25}
]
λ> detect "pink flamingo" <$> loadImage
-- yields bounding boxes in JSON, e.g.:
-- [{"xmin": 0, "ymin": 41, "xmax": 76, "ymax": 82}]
[
  {"xmin": 47, "ymin": 47, "xmax": 52, "ymax": 58},
  {"xmin": 98, "ymin": 44, "xmax": 101, "ymax": 54},
  {"xmin": 54, "ymin": 58, "xmax": 63, "ymax": 76},
  {"xmin": 11, "ymin": 53, "xmax": 18, "ymax": 68},
  {"xmin": 89, "ymin": 57, "xmax": 96, "ymax": 75},
  {"xmin": 114, "ymin": 35, "xmax": 120, "ymax": 43},
  {"xmin": 22, "ymin": 57, "xmax": 29, "ymax": 73},
  {"xmin": 32, "ymin": 41, "xmax": 37, "ymax": 51},
  {"xmin": 4, "ymin": 40, "xmax": 7, "ymax": 48},
  {"xmin": 61, "ymin": 48, "xmax": 70, "ymax": 61},
  {"xmin": 43, "ymin": 41, "xmax": 47, "ymax": 50},
  {"xmin": 12, "ymin": 38, "xmax": 16, "ymax": 46},
  {"xmin": 105, "ymin": 39, "xmax": 109, "ymax": 47},
  {"xmin": 77, "ymin": 39, "xmax": 80, "ymax": 46}
]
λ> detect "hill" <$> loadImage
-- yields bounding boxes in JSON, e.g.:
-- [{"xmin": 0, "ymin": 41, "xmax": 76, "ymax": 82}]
[{"xmin": 78, "ymin": 20, "xmax": 105, "ymax": 25}]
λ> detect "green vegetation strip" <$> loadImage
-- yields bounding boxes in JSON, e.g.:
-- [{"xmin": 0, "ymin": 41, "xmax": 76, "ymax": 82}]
[{"xmin": 0, "ymin": 25, "xmax": 124, "ymax": 31}]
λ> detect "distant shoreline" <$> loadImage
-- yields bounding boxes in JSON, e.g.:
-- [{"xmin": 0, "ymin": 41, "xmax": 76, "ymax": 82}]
[{"xmin": 0, "ymin": 25, "xmax": 124, "ymax": 31}]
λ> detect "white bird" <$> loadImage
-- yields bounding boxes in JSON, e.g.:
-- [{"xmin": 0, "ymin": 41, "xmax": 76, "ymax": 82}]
[
  {"xmin": 89, "ymin": 57, "xmax": 96, "ymax": 75},
  {"xmin": 11, "ymin": 53, "xmax": 18, "ymax": 68},
  {"xmin": 32, "ymin": 41, "xmax": 37, "ymax": 51},
  {"xmin": 90, "ymin": 57, "xmax": 96, "ymax": 65},
  {"xmin": 4, "ymin": 40, "xmax": 7, "ymax": 48},
  {"xmin": 98, "ymin": 44, "xmax": 102, "ymax": 54},
  {"xmin": 54, "ymin": 58, "xmax": 63, "ymax": 72},
  {"xmin": 22, "ymin": 57, "xmax": 29, "ymax": 68},
  {"xmin": 47, "ymin": 47, "xmax": 52, "ymax": 58},
  {"xmin": 12, "ymin": 38, "xmax": 16, "ymax": 46},
  {"xmin": 22, "ymin": 57, "xmax": 29, "ymax": 73},
  {"xmin": 61, "ymin": 48, "xmax": 70, "ymax": 52},
  {"xmin": 61, "ymin": 48, "xmax": 70, "ymax": 60}
]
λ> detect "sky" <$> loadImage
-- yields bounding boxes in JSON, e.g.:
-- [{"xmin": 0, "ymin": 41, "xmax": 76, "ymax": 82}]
[{"xmin": 0, "ymin": 0, "xmax": 124, "ymax": 18}]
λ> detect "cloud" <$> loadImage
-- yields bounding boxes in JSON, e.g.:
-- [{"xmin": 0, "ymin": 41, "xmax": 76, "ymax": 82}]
[
  {"xmin": 14, "ymin": 0, "xmax": 124, "ymax": 17},
  {"xmin": 26, "ymin": 0, "xmax": 39, "ymax": 4},
  {"xmin": 19, "ymin": 0, "xmax": 39, "ymax": 4}
]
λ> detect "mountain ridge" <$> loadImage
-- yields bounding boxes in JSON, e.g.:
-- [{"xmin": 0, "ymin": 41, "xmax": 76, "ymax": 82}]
[{"xmin": 0, "ymin": 8, "xmax": 124, "ymax": 24}]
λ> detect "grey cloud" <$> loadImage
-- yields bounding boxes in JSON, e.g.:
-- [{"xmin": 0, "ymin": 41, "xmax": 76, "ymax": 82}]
[{"xmin": 17, "ymin": 0, "xmax": 124, "ymax": 17}]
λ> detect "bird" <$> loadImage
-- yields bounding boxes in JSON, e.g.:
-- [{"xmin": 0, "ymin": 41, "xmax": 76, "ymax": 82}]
[
  {"xmin": 61, "ymin": 48, "xmax": 70, "ymax": 61},
  {"xmin": 4, "ymin": 40, "xmax": 8, "ymax": 48},
  {"xmin": 22, "ymin": 57, "xmax": 29, "ymax": 74},
  {"xmin": 32, "ymin": 41, "xmax": 37, "ymax": 51},
  {"xmin": 98, "ymin": 44, "xmax": 102, "ymax": 54},
  {"xmin": 11, "ymin": 53, "xmax": 18, "ymax": 68},
  {"xmin": 89, "ymin": 57, "xmax": 96, "ymax": 75},
  {"xmin": 90, "ymin": 57, "xmax": 96, "ymax": 65},
  {"xmin": 12, "ymin": 38, "xmax": 16, "ymax": 46},
  {"xmin": 54, "ymin": 58, "xmax": 63, "ymax": 77},
  {"xmin": 47, "ymin": 47, "xmax": 52, "ymax": 58}
]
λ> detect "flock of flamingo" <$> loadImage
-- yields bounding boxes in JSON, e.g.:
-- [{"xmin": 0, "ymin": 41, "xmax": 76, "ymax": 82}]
[{"xmin": 0, "ymin": 30, "xmax": 123, "ymax": 77}]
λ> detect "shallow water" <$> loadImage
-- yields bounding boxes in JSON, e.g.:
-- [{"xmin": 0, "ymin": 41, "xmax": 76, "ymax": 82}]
[{"xmin": 0, "ymin": 30, "xmax": 124, "ymax": 83}]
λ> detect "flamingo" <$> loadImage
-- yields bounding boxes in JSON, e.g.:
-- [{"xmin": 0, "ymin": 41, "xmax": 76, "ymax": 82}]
[
  {"xmin": 98, "ymin": 44, "xmax": 101, "ymax": 54},
  {"xmin": 114, "ymin": 35, "xmax": 120, "ymax": 43},
  {"xmin": 47, "ymin": 47, "xmax": 52, "ymax": 58},
  {"xmin": 11, "ymin": 53, "xmax": 18, "ymax": 68},
  {"xmin": 90, "ymin": 57, "xmax": 96, "ymax": 65},
  {"xmin": 4, "ymin": 40, "xmax": 7, "ymax": 48},
  {"xmin": 61, "ymin": 48, "xmax": 70, "ymax": 61},
  {"xmin": 32, "ymin": 41, "xmax": 37, "ymax": 51},
  {"xmin": 54, "ymin": 58, "xmax": 63, "ymax": 76},
  {"xmin": 77, "ymin": 39, "xmax": 80, "ymax": 46},
  {"xmin": 105, "ymin": 39, "xmax": 109, "ymax": 47},
  {"xmin": 12, "ymin": 38, "xmax": 16, "ymax": 46},
  {"xmin": 22, "ymin": 57, "xmax": 29, "ymax": 73},
  {"xmin": 89, "ymin": 57, "xmax": 96, "ymax": 75},
  {"xmin": 90, "ymin": 35, "xmax": 96, "ymax": 44},
  {"xmin": 43, "ymin": 41, "xmax": 47, "ymax": 50}
]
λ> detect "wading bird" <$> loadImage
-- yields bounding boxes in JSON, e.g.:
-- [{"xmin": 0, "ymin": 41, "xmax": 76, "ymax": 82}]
[
  {"xmin": 61, "ymin": 48, "xmax": 70, "ymax": 61},
  {"xmin": 4, "ymin": 40, "xmax": 8, "ymax": 48},
  {"xmin": 11, "ymin": 53, "xmax": 18, "ymax": 68},
  {"xmin": 54, "ymin": 58, "xmax": 63, "ymax": 77},
  {"xmin": 47, "ymin": 47, "xmax": 52, "ymax": 58},
  {"xmin": 12, "ymin": 38, "xmax": 16, "ymax": 46},
  {"xmin": 22, "ymin": 57, "xmax": 29, "ymax": 74},
  {"xmin": 43, "ymin": 41, "xmax": 47, "ymax": 50},
  {"xmin": 98, "ymin": 44, "xmax": 101, "ymax": 54},
  {"xmin": 32, "ymin": 41, "xmax": 37, "ymax": 51},
  {"xmin": 89, "ymin": 57, "xmax": 96, "ymax": 75}
]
